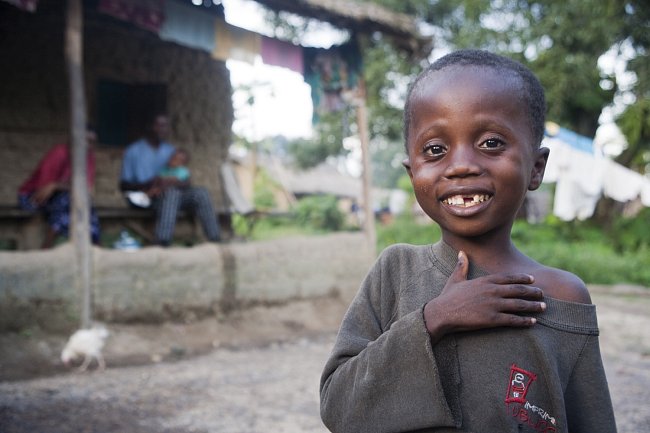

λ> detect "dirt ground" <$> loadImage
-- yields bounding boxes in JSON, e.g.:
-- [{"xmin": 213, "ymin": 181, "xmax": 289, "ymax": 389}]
[
  {"xmin": 0, "ymin": 287, "xmax": 649, "ymax": 432},
  {"xmin": 0, "ymin": 296, "xmax": 350, "ymax": 382}
]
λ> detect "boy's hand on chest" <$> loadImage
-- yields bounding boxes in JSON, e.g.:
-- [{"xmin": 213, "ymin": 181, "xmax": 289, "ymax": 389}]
[{"xmin": 423, "ymin": 250, "xmax": 546, "ymax": 344}]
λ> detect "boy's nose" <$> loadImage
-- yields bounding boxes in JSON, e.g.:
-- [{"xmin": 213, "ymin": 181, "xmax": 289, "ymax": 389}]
[{"xmin": 443, "ymin": 146, "xmax": 482, "ymax": 178}]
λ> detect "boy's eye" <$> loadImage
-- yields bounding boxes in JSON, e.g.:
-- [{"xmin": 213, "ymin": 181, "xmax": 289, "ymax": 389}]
[
  {"xmin": 479, "ymin": 138, "xmax": 504, "ymax": 149},
  {"xmin": 423, "ymin": 143, "xmax": 447, "ymax": 157}
]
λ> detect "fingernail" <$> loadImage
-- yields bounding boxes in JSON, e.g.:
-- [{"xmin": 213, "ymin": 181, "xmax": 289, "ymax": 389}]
[
  {"xmin": 540, "ymin": 302, "xmax": 546, "ymax": 310},
  {"xmin": 530, "ymin": 317, "xmax": 537, "ymax": 325}
]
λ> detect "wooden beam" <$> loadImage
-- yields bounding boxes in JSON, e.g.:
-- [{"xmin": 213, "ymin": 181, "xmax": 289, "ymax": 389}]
[
  {"xmin": 65, "ymin": 0, "xmax": 93, "ymax": 329},
  {"xmin": 252, "ymin": 0, "xmax": 430, "ymax": 56},
  {"xmin": 355, "ymin": 80, "xmax": 376, "ymax": 256}
]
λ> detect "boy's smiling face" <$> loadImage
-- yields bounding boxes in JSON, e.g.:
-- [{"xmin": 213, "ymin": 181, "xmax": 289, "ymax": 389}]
[{"xmin": 404, "ymin": 66, "xmax": 548, "ymax": 242}]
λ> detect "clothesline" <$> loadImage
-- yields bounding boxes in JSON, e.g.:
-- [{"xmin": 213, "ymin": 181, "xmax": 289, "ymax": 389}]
[
  {"xmin": 97, "ymin": 0, "xmax": 362, "ymax": 121},
  {"xmin": 5, "ymin": 0, "xmax": 363, "ymax": 121},
  {"xmin": 542, "ymin": 124, "xmax": 650, "ymax": 221}
]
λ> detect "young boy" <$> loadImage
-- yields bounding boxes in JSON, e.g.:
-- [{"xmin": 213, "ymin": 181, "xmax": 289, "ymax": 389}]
[{"xmin": 320, "ymin": 50, "xmax": 617, "ymax": 433}]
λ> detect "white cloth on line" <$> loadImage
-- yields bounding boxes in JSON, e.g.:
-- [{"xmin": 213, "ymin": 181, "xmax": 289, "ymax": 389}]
[
  {"xmin": 547, "ymin": 142, "xmax": 604, "ymax": 220},
  {"xmin": 602, "ymin": 158, "xmax": 644, "ymax": 202},
  {"xmin": 539, "ymin": 138, "xmax": 565, "ymax": 183}
]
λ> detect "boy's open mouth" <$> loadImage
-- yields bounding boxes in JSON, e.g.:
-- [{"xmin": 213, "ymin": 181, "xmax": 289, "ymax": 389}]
[{"xmin": 441, "ymin": 194, "xmax": 492, "ymax": 208}]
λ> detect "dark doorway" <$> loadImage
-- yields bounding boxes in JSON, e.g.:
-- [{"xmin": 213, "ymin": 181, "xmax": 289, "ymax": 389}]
[{"xmin": 97, "ymin": 80, "xmax": 167, "ymax": 146}]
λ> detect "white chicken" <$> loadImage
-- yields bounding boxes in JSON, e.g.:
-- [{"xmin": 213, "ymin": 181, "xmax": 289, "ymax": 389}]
[{"xmin": 61, "ymin": 325, "xmax": 109, "ymax": 371}]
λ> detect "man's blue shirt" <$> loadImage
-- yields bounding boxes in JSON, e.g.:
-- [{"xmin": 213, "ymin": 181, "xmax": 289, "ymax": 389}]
[{"xmin": 121, "ymin": 139, "xmax": 176, "ymax": 184}]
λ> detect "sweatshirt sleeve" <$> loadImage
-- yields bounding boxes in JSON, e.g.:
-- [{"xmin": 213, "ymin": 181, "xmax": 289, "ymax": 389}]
[
  {"xmin": 564, "ymin": 335, "xmax": 617, "ymax": 433},
  {"xmin": 319, "ymin": 249, "xmax": 458, "ymax": 433}
]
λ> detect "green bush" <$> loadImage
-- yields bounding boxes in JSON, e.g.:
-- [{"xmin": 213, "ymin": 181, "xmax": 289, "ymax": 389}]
[
  {"xmin": 518, "ymin": 240, "xmax": 650, "ymax": 286},
  {"xmin": 294, "ymin": 194, "xmax": 345, "ymax": 231},
  {"xmin": 253, "ymin": 169, "xmax": 278, "ymax": 210},
  {"xmin": 231, "ymin": 194, "xmax": 350, "ymax": 240},
  {"xmin": 611, "ymin": 207, "xmax": 650, "ymax": 253},
  {"xmin": 377, "ymin": 215, "xmax": 650, "ymax": 287},
  {"xmin": 512, "ymin": 217, "xmax": 650, "ymax": 286},
  {"xmin": 376, "ymin": 213, "xmax": 441, "ymax": 252},
  {"xmin": 231, "ymin": 213, "xmax": 317, "ymax": 241}
]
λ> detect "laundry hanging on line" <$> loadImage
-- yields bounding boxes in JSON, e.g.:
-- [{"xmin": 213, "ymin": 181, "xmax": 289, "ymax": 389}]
[
  {"xmin": 98, "ymin": 0, "xmax": 165, "ymax": 33},
  {"xmin": 213, "ymin": 19, "xmax": 261, "ymax": 65},
  {"xmin": 96, "ymin": 1, "xmax": 363, "ymax": 124},
  {"xmin": 159, "ymin": 0, "xmax": 215, "ymax": 52},
  {"xmin": 260, "ymin": 36, "xmax": 304, "ymax": 74},
  {"xmin": 303, "ymin": 40, "xmax": 363, "ymax": 122},
  {"xmin": 542, "ymin": 124, "xmax": 650, "ymax": 221}
]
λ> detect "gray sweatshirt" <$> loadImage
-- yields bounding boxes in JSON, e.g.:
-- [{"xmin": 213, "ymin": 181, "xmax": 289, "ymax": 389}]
[{"xmin": 320, "ymin": 241, "xmax": 617, "ymax": 433}]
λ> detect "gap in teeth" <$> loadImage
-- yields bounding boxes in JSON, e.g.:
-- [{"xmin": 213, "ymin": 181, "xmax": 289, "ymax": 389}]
[{"xmin": 443, "ymin": 194, "xmax": 490, "ymax": 207}]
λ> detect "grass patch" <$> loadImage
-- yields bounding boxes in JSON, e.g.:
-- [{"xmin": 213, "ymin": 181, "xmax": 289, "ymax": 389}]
[
  {"xmin": 513, "ymin": 220, "xmax": 650, "ymax": 286},
  {"xmin": 376, "ymin": 213, "xmax": 441, "ymax": 252},
  {"xmin": 376, "ymin": 215, "xmax": 650, "ymax": 287},
  {"xmin": 232, "ymin": 213, "xmax": 327, "ymax": 241}
]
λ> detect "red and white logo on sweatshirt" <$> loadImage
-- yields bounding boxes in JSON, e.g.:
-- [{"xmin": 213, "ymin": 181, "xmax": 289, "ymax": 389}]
[
  {"xmin": 505, "ymin": 364, "xmax": 557, "ymax": 431},
  {"xmin": 505, "ymin": 364, "xmax": 537, "ymax": 403}
]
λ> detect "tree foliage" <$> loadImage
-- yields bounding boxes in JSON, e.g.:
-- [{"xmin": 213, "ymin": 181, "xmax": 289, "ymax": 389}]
[
  {"xmin": 375, "ymin": 0, "xmax": 629, "ymax": 137},
  {"xmin": 269, "ymin": 0, "xmax": 649, "ymax": 187},
  {"xmin": 361, "ymin": 0, "xmax": 645, "ymax": 189},
  {"xmin": 362, "ymin": 37, "xmax": 422, "ymax": 187},
  {"xmin": 616, "ymin": 98, "xmax": 650, "ymax": 171},
  {"xmin": 614, "ymin": 0, "xmax": 650, "ymax": 172},
  {"xmin": 288, "ymin": 110, "xmax": 352, "ymax": 169}
]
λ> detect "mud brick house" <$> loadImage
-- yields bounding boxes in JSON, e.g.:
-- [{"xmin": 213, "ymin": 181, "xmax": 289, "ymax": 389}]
[
  {"xmin": 0, "ymin": 0, "xmax": 426, "ymax": 249},
  {"xmin": 0, "ymin": 1, "xmax": 233, "ymax": 247},
  {"xmin": 0, "ymin": 0, "xmax": 426, "ymax": 328}
]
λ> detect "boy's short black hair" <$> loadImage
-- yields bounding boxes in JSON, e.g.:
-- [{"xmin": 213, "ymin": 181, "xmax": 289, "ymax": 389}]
[{"xmin": 403, "ymin": 49, "xmax": 546, "ymax": 150}]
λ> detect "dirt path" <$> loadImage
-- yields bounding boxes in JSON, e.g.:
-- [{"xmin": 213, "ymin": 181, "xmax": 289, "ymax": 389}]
[
  {"xmin": 591, "ymin": 289, "xmax": 650, "ymax": 432},
  {"xmin": 0, "ymin": 291, "xmax": 649, "ymax": 433}
]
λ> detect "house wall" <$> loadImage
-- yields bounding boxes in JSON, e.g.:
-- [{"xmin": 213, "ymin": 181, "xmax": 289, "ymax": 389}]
[{"xmin": 0, "ymin": 5, "xmax": 233, "ymax": 209}]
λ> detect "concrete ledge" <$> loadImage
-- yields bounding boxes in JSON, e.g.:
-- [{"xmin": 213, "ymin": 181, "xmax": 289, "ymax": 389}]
[{"xmin": 0, "ymin": 232, "xmax": 373, "ymax": 330}]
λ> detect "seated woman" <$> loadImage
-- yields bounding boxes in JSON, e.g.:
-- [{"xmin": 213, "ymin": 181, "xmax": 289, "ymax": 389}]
[{"xmin": 17, "ymin": 127, "xmax": 100, "ymax": 248}]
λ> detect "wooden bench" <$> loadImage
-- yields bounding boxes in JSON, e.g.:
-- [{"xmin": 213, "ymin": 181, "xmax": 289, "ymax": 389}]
[
  {"xmin": 0, "ymin": 205, "xmax": 235, "ymax": 250},
  {"xmin": 96, "ymin": 206, "xmax": 198, "ymax": 245},
  {"xmin": 0, "ymin": 164, "xmax": 271, "ymax": 249},
  {"xmin": 99, "ymin": 206, "xmax": 239, "ymax": 244},
  {"xmin": 0, "ymin": 206, "xmax": 45, "ymax": 250}
]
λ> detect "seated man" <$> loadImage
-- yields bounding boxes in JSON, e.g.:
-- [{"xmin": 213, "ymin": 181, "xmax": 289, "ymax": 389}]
[
  {"xmin": 119, "ymin": 114, "xmax": 220, "ymax": 246},
  {"xmin": 18, "ymin": 126, "xmax": 100, "ymax": 248}
]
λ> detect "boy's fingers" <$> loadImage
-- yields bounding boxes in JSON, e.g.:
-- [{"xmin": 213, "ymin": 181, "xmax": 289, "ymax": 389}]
[
  {"xmin": 500, "ymin": 313, "xmax": 539, "ymax": 327},
  {"xmin": 486, "ymin": 273, "xmax": 535, "ymax": 285},
  {"xmin": 500, "ymin": 284, "xmax": 544, "ymax": 300},
  {"xmin": 448, "ymin": 250, "xmax": 469, "ymax": 283},
  {"xmin": 500, "ymin": 298, "xmax": 547, "ymax": 313}
]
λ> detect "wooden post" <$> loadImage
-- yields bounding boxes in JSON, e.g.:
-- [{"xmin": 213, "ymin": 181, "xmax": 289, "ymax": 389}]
[
  {"xmin": 355, "ymin": 80, "xmax": 376, "ymax": 256},
  {"xmin": 65, "ymin": 0, "xmax": 92, "ymax": 329}
]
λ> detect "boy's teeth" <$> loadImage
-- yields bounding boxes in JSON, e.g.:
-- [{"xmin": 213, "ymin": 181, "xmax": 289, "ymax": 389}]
[{"xmin": 443, "ymin": 194, "xmax": 490, "ymax": 207}]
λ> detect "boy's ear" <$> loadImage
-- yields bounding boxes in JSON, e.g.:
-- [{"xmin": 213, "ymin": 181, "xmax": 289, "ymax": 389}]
[
  {"xmin": 402, "ymin": 157, "xmax": 414, "ymax": 180},
  {"xmin": 528, "ymin": 147, "xmax": 549, "ymax": 191}
]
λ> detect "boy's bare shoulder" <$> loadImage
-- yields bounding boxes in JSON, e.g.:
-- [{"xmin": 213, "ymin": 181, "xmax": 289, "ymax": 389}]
[{"xmin": 532, "ymin": 265, "xmax": 592, "ymax": 304}]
